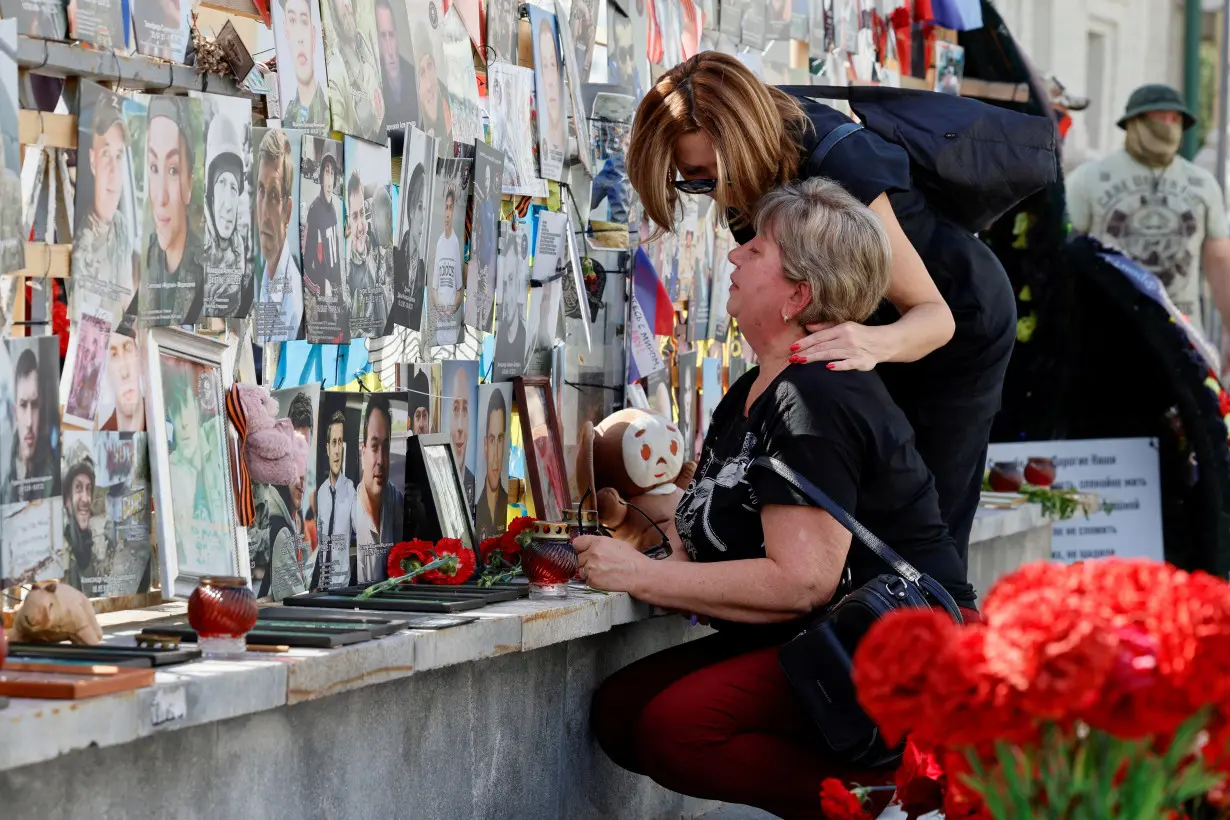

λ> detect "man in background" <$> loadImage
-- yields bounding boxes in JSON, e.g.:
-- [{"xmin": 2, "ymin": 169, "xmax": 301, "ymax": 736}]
[
  {"xmin": 1067, "ymin": 84, "xmax": 1230, "ymax": 341},
  {"xmin": 75, "ymin": 94, "xmax": 135, "ymax": 302},
  {"xmin": 1046, "ymin": 72, "xmax": 1095, "ymax": 176},
  {"xmin": 353, "ymin": 395, "xmax": 404, "ymax": 581},
  {"xmin": 281, "ymin": 0, "xmax": 329, "ymax": 130},
  {"xmin": 313, "ymin": 409, "xmax": 355, "ymax": 588},
  {"xmin": 63, "ymin": 450, "xmax": 102, "ymax": 596},
  {"xmin": 144, "ymin": 96, "xmax": 203, "ymax": 325},
  {"xmin": 100, "ymin": 332, "xmax": 145, "ymax": 432},
  {"xmin": 325, "ymin": 0, "xmax": 384, "ymax": 140},
  {"xmin": 256, "ymin": 129, "xmax": 303, "ymax": 343},
  {"xmin": 474, "ymin": 388, "xmax": 508, "ymax": 541}
]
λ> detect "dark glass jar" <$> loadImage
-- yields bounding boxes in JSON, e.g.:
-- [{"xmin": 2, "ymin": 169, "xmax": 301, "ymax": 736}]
[
  {"xmin": 1024, "ymin": 457, "xmax": 1057, "ymax": 487},
  {"xmin": 988, "ymin": 461, "xmax": 1025, "ymax": 493},
  {"xmin": 522, "ymin": 521, "xmax": 578, "ymax": 599},
  {"xmin": 187, "ymin": 576, "xmax": 259, "ymax": 657}
]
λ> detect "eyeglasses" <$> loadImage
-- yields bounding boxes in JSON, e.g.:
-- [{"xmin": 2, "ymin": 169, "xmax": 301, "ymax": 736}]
[{"xmin": 673, "ymin": 178, "xmax": 718, "ymax": 195}]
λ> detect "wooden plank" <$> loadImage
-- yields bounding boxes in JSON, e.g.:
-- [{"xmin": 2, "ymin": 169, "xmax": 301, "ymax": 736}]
[
  {"xmin": 11, "ymin": 242, "xmax": 72, "ymax": 279},
  {"xmin": 18, "ymin": 109, "xmax": 76, "ymax": 148},
  {"xmin": 199, "ymin": 0, "xmax": 265, "ymax": 22}
]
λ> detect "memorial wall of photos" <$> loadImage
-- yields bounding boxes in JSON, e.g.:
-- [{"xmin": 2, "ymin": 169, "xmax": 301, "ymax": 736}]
[{"xmin": 0, "ymin": 0, "xmax": 908, "ymax": 604}]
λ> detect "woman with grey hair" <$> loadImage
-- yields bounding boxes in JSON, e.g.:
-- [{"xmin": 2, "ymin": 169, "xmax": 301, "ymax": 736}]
[{"xmin": 574, "ymin": 178, "xmax": 976, "ymax": 819}]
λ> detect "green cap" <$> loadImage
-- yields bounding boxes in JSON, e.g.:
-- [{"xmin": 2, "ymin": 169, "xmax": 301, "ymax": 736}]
[
  {"xmin": 1117, "ymin": 83, "xmax": 1197, "ymax": 130},
  {"xmin": 92, "ymin": 94, "xmax": 128, "ymax": 139}
]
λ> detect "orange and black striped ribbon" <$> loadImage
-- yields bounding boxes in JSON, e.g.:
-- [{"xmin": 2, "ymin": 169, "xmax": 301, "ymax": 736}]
[{"xmin": 224, "ymin": 384, "xmax": 256, "ymax": 527}]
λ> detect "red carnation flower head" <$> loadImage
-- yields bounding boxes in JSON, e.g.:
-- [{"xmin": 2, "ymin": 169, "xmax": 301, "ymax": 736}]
[
  {"xmin": 500, "ymin": 516, "xmax": 537, "ymax": 558},
  {"xmin": 478, "ymin": 536, "xmax": 504, "ymax": 566},
  {"xmin": 818, "ymin": 778, "xmax": 872, "ymax": 820},
  {"xmin": 421, "ymin": 538, "xmax": 477, "ymax": 585},
  {"xmin": 387, "ymin": 539, "xmax": 436, "ymax": 580},
  {"xmin": 853, "ymin": 609, "xmax": 957, "ymax": 746},
  {"xmin": 894, "ymin": 738, "xmax": 945, "ymax": 818}
]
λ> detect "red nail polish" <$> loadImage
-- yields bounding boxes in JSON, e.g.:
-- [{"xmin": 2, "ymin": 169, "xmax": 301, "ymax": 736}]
[
  {"xmin": 790, "ymin": 343, "xmax": 799, "ymax": 352},
  {"xmin": 826, "ymin": 363, "xmax": 836, "ymax": 370}
]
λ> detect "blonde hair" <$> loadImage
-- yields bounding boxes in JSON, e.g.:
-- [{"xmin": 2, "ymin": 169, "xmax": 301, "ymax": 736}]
[
  {"xmin": 755, "ymin": 178, "xmax": 892, "ymax": 326},
  {"xmin": 628, "ymin": 52, "xmax": 808, "ymax": 238}
]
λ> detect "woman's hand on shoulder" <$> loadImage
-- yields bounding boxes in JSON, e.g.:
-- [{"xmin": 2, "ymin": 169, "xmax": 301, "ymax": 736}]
[
  {"xmin": 789, "ymin": 321, "xmax": 888, "ymax": 372},
  {"xmin": 573, "ymin": 535, "xmax": 649, "ymax": 594}
]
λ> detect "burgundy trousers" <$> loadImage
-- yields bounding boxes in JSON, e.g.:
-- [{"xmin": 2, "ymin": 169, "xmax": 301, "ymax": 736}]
[{"xmin": 590, "ymin": 630, "xmax": 896, "ymax": 820}]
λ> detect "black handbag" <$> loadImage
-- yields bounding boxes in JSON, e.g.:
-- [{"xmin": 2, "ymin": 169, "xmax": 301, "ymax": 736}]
[{"xmin": 748, "ymin": 456, "xmax": 966, "ymax": 767}]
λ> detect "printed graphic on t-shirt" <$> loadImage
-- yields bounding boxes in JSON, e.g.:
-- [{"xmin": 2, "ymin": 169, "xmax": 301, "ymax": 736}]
[
  {"xmin": 1097, "ymin": 176, "xmax": 1199, "ymax": 291},
  {"xmin": 677, "ymin": 431, "xmax": 758, "ymax": 558}
]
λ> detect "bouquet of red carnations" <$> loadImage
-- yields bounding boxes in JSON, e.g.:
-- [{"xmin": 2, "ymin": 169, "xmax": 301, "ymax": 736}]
[{"xmin": 821, "ymin": 559, "xmax": 1230, "ymax": 820}]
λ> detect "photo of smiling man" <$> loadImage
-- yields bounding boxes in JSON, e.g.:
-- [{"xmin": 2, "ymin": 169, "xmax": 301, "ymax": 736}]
[
  {"xmin": 274, "ymin": 0, "xmax": 331, "ymax": 136},
  {"xmin": 474, "ymin": 382, "xmax": 511, "ymax": 541},
  {"xmin": 352, "ymin": 392, "xmax": 407, "ymax": 582},
  {"xmin": 440, "ymin": 360, "xmax": 477, "ymax": 514}
]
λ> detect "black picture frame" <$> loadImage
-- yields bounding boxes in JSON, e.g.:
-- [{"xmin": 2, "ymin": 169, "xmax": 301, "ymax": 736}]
[{"xmin": 404, "ymin": 433, "xmax": 481, "ymax": 579}]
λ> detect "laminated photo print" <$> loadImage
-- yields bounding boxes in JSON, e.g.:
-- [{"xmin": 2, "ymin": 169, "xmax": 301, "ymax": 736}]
[
  {"xmin": 195, "ymin": 92, "xmax": 254, "ymax": 319},
  {"xmin": 252, "ymin": 127, "xmax": 305, "ymax": 344},
  {"xmin": 740, "ymin": 0, "xmax": 766, "ymax": 49},
  {"xmin": 3, "ymin": 336, "xmax": 62, "ymax": 503},
  {"xmin": 342, "ymin": 136, "xmax": 394, "ymax": 340},
  {"xmin": 553, "ymin": 0, "xmax": 593, "ymax": 176},
  {"xmin": 401, "ymin": 361, "xmax": 439, "ymax": 434},
  {"xmin": 352, "ymin": 391, "xmax": 408, "ymax": 583},
  {"xmin": 0, "ymin": 20, "xmax": 24, "ymax": 276},
  {"xmin": 492, "ymin": 218, "xmax": 530, "ymax": 382},
  {"xmin": 422, "ymin": 153, "xmax": 472, "ymax": 348},
  {"xmin": 71, "ymin": 0, "xmax": 128, "ymax": 49},
  {"xmin": 718, "ymin": 0, "xmax": 743, "ymax": 39},
  {"xmin": 488, "ymin": 62, "xmax": 548, "ymax": 198},
  {"xmin": 450, "ymin": 0, "xmax": 482, "ymax": 49},
  {"xmin": 313, "ymin": 390, "xmax": 361, "ymax": 589},
  {"xmin": 300, "ymin": 135, "xmax": 350, "ymax": 343},
  {"xmin": 567, "ymin": 0, "xmax": 598, "ymax": 78},
  {"xmin": 409, "ymin": 0, "xmax": 454, "ymax": 158},
  {"xmin": 61, "ymin": 308, "xmax": 113, "ymax": 431},
  {"xmin": 607, "ymin": 9, "xmax": 634, "ymax": 87},
  {"xmin": 765, "ymin": 0, "xmax": 790, "ymax": 41},
  {"xmin": 699, "ymin": 356, "xmax": 720, "ymax": 441},
  {"xmin": 262, "ymin": 384, "xmax": 320, "ymax": 600},
  {"xmin": 934, "ymin": 41, "xmax": 965, "ymax": 96},
  {"xmin": 789, "ymin": 0, "xmax": 807, "ymax": 41},
  {"xmin": 95, "ymin": 330, "xmax": 147, "ymax": 433},
  {"xmin": 677, "ymin": 350, "xmax": 698, "ymax": 461},
  {"xmin": 0, "ymin": 0, "xmax": 66, "ymax": 38},
  {"xmin": 527, "ymin": 4, "xmax": 567, "ymax": 183},
  {"xmin": 321, "ymin": 0, "xmax": 387, "ymax": 143},
  {"xmin": 392, "ymin": 126, "xmax": 438, "ymax": 331},
  {"xmin": 525, "ymin": 209, "xmax": 567, "ymax": 358},
  {"xmin": 464, "ymin": 141, "xmax": 505, "ymax": 333},
  {"xmin": 60, "ymin": 431, "xmax": 153, "ymax": 599},
  {"xmin": 485, "ymin": 0, "xmax": 517, "ymax": 63},
  {"xmin": 439, "ymin": 5, "xmax": 483, "ymax": 146},
  {"xmin": 273, "ymin": 0, "xmax": 331, "ymax": 136},
  {"xmin": 138, "ymin": 95, "xmax": 206, "ymax": 327},
  {"xmin": 72, "ymin": 82, "xmax": 143, "ymax": 325},
  {"xmin": 474, "ymin": 381, "xmax": 512, "ymax": 542},
  {"xmin": 132, "ymin": 0, "xmax": 191, "ymax": 61},
  {"xmin": 372, "ymin": 0, "xmax": 418, "ymax": 140},
  {"xmin": 439, "ymin": 360, "xmax": 478, "ymax": 516}
]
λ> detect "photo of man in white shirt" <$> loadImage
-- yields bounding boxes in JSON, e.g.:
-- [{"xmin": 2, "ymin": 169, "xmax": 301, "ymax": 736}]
[{"xmin": 429, "ymin": 184, "xmax": 463, "ymax": 345}]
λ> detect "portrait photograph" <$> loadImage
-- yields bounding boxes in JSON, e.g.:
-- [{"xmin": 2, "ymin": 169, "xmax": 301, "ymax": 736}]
[
  {"xmin": 96, "ymin": 331, "xmax": 147, "ymax": 433},
  {"xmin": 553, "ymin": 0, "xmax": 593, "ymax": 176},
  {"xmin": 196, "ymin": 92, "xmax": 254, "ymax": 319},
  {"xmin": 765, "ymin": 0, "xmax": 791, "ymax": 41},
  {"xmin": 525, "ymin": 209, "xmax": 567, "ymax": 356},
  {"xmin": 423, "ymin": 154, "xmax": 472, "ymax": 348},
  {"xmin": 488, "ymin": 63, "xmax": 547, "ymax": 198},
  {"xmin": 474, "ymin": 382, "xmax": 512, "ymax": 542},
  {"xmin": 0, "ymin": 0, "xmax": 67, "ymax": 38},
  {"xmin": 265, "ymin": 384, "xmax": 320, "ymax": 600},
  {"xmin": 72, "ymin": 81, "xmax": 142, "ymax": 324},
  {"xmin": 789, "ymin": 0, "xmax": 808, "ymax": 41},
  {"xmin": 565, "ymin": 0, "xmax": 598, "ymax": 78},
  {"xmin": 440, "ymin": 359, "xmax": 478, "ymax": 515},
  {"xmin": 392, "ymin": 126, "xmax": 438, "ymax": 331},
  {"xmin": 404, "ymin": 432, "xmax": 477, "ymax": 560},
  {"xmin": 464, "ymin": 141, "xmax": 505, "ymax": 333},
  {"xmin": 146, "ymin": 328, "xmax": 246, "ymax": 598},
  {"xmin": 300, "ymin": 135, "xmax": 350, "ymax": 343},
  {"xmin": 70, "ymin": 0, "xmax": 128, "ymax": 48},
  {"xmin": 138, "ymin": 95, "xmax": 206, "ymax": 328},
  {"xmin": 740, "ymin": 0, "xmax": 767, "ymax": 49},
  {"xmin": 607, "ymin": 10, "xmax": 634, "ymax": 88},
  {"xmin": 935, "ymin": 41, "xmax": 966, "ymax": 96},
  {"xmin": 60, "ymin": 431, "xmax": 153, "ymax": 600},
  {"xmin": 485, "ymin": 0, "xmax": 516, "ymax": 63},
  {"xmin": 351, "ymin": 392, "xmax": 408, "ymax": 583},
  {"xmin": 61, "ymin": 309, "xmax": 112, "ymax": 431},
  {"xmin": 4, "ymin": 336, "xmax": 61, "ymax": 504},
  {"xmin": 0, "ymin": 20, "xmax": 25, "ymax": 276},
  {"xmin": 274, "ymin": 0, "xmax": 332, "ymax": 137},
  {"xmin": 401, "ymin": 361, "xmax": 439, "ymax": 435},
  {"xmin": 492, "ymin": 219, "xmax": 530, "ymax": 382},
  {"xmin": 253, "ymin": 127, "xmax": 305, "ymax": 344},
  {"xmin": 313, "ymin": 390, "xmax": 361, "ymax": 590},
  {"xmin": 677, "ymin": 350, "xmax": 698, "ymax": 461},
  {"xmin": 409, "ymin": 0, "xmax": 453, "ymax": 157},
  {"xmin": 700, "ymin": 356, "xmax": 721, "ymax": 441},
  {"xmin": 515, "ymin": 376, "xmax": 570, "ymax": 521},
  {"xmin": 342, "ymin": 135, "xmax": 394, "ymax": 339},
  {"xmin": 321, "ymin": 0, "xmax": 386, "ymax": 143},
  {"xmin": 373, "ymin": 0, "xmax": 418, "ymax": 139},
  {"xmin": 527, "ymin": 4, "xmax": 567, "ymax": 182},
  {"xmin": 645, "ymin": 367, "xmax": 674, "ymax": 420},
  {"xmin": 439, "ymin": 5, "xmax": 483, "ymax": 146},
  {"xmin": 132, "ymin": 0, "xmax": 191, "ymax": 62}
]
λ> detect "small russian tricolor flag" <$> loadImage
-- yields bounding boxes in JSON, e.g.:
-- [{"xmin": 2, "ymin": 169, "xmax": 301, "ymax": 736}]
[{"xmin": 633, "ymin": 247, "xmax": 674, "ymax": 336}]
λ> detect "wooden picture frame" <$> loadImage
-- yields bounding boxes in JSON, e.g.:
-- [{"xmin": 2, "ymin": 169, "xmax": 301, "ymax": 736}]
[
  {"xmin": 404, "ymin": 433, "xmax": 480, "ymax": 573},
  {"xmin": 145, "ymin": 327, "xmax": 249, "ymax": 599},
  {"xmin": 514, "ymin": 376, "xmax": 571, "ymax": 520}
]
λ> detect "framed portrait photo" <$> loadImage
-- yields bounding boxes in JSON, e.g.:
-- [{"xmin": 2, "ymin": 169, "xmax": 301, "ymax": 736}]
[
  {"xmin": 404, "ymin": 433, "xmax": 479, "ymax": 571},
  {"xmin": 145, "ymin": 327, "xmax": 249, "ymax": 598},
  {"xmin": 514, "ymin": 376, "xmax": 571, "ymax": 521}
]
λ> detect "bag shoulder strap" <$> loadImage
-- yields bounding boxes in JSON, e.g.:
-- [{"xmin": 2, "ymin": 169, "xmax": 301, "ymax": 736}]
[
  {"xmin": 806, "ymin": 122, "xmax": 864, "ymax": 177},
  {"xmin": 749, "ymin": 455, "xmax": 964, "ymax": 623}
]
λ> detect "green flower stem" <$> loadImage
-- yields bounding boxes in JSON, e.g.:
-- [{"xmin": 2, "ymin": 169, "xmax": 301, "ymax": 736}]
[{"xmin": 356, "ymin": 555, "xmax": 456, "ymax": 599}]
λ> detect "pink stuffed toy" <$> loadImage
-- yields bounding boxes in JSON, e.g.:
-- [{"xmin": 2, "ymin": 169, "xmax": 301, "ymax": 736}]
[{"xmin": 226, "ymin": 384, "xmax": 309, "ymax": 525}]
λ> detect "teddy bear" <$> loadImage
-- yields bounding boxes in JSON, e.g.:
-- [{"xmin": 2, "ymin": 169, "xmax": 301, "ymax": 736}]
[
  {"xmin": 575, "ymin": 408, "xmax": 696, "ymax": 553},
  {"xmin": 8, "ymin": 581, "xmax": 104, "ymax": 645}
]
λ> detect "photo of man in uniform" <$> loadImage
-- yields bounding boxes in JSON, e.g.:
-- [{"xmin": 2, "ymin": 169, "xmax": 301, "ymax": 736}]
[
  {"xmin": 255, "ymin": 129, "xmax": 303, "ymax": 343},
  {"xmin": 353, "ymin": 394, "xmax": 404, "ymax": 581},
  {"xmin": 142, "ymin": 96, "xmax": 203, "ymax": 326},
  {"xmin": 493, "ymin": 222, "xmax": 528, "ymax": 380},
  {"xmin": 62, "ymin": 450, "xmax": 102, "ymax": 597},
  {"xmin": 314, "ymin": 409, "xmax": 355, "ymax": 588},
  {"xmin": 374, "ymin": 0, "xmax": 417, "ymax": 135},
  {"xmin": 474, "ymin": 386, "xmax": 509, "ymax": 541},
  {"xmin": 101, "ymin": 332, "xmax": 145, "ymax": 432},
  {"xmin": 428, "ymin": 185, "xmax": 463, "ymax": 345},
  {"xmin": 323, "ymin": 0, "xmax": 385, "ymax": 142},
  {"xmin": 303, "ymin": 145, "xmax": 348, "ymax": 342},
  {"xmin": 74, "ymin": 89, "xmax": 136, "ymax": 310},
  {"xmin": 277, "ymin": 0, "xmax": 330, "ymax": 134}
]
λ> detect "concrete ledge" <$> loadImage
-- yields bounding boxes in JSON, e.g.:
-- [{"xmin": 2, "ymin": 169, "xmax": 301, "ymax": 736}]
[{"xmin": 968, "ymin": 504, "xmax": 1052, "ymax": 600}]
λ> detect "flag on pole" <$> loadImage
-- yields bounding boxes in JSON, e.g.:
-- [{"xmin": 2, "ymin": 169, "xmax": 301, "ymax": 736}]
[{"xmin": 633, "ymin": 247, "xmax": 674, "ymax": 335}]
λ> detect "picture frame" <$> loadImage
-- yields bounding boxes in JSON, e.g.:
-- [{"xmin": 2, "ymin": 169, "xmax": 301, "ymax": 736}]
[
  {"xmin": 404, "ymin": 433, "xmax": 479, "ymax": 572},
  {"xmin": 145, "ymin": 327, "xmax": 249, "ymax": 599},
  {"xmin": 514, "ymin": 376, "xmax": 571, "ymax": 521}
]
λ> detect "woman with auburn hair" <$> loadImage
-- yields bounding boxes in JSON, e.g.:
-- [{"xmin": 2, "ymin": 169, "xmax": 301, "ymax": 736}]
[
  {"xmin": 576, "ymin": 178, "xmax": 977, "ymax": 819},
  {"xmin": 628, "ymin": 52, "xmax": 1016, "ymax": 566}
]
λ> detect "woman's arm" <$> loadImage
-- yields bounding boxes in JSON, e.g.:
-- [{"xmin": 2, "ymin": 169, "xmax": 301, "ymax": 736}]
[
  {"xmin": 575, "ymin": 504, "xmax": 851, "ymax": 623},
  {"xmin": 791, "ymin": 193, "xmax": 955, "ymax": 370}
]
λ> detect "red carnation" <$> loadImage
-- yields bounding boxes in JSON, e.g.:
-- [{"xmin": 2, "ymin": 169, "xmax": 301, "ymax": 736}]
[
  {"xmin": 1220, "ymin": 389, "xmax": 1230, "ymax": 418},
  {"xmin": 818, "ymin": 778, "xmax": 872, "ymax": 820},
  {"xmin": 500, "ymin": 516, "xmax": 537, "ymax": 559},
  {"xmin": 479, "ymin": 536, "xmax": 504, "ymax": 565},
  {"xmin": 853, "ymin": 609, "xmax": 957, "ymax": 745},
  {"xmin": 421, "ymin": 538, "xmax": 477, "ymax": 585},
  {"xmin": 386, "ymin": 539, "xmax": 436, "ymax": 580},
  {"xmin": 894, "ymin": 739, "xmax": 945, "ymax": 818}
]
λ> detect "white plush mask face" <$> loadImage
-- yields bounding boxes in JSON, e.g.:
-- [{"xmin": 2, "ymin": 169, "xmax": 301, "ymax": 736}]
[{"xmin": 620, "ymin": 414, "xmax": 684, "ymax": 490}]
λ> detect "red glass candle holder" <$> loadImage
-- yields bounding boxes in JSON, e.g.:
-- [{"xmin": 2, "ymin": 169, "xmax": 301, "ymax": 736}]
[
  {"xmin": 561, "ymin": 509, "xmax": 600, "ymax": 581},
  {"xmin": 187, "ymin": 576, "xmax": 259, "ymax": 657},
  {"xmin": 522, "ymin": 521, "xmax": 578, "ymax": 599},
  {"xmin": 988, "ymin": 461, "xmax": 1024, "ymax": 493},
  {"xmin": 1024, "ymin": 457, "xmax": 1057, "ymax": 487}
]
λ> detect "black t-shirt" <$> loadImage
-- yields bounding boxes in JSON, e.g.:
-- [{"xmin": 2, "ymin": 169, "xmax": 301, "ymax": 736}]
[{"xmin": 676, "ymin": 364, "xmax": 976, "ymax": 630}]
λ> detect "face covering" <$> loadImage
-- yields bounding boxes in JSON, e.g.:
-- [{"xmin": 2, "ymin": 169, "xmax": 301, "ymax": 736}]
[{"xmin": 1124, "ymin": 116, "xmax": 1183, "ymax": 168}]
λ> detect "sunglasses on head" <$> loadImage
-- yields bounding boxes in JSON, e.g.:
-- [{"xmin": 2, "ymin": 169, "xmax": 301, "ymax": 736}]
[{"xmin": 673, "ymin": 178, "xmax": 718, "ymax": 195}]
